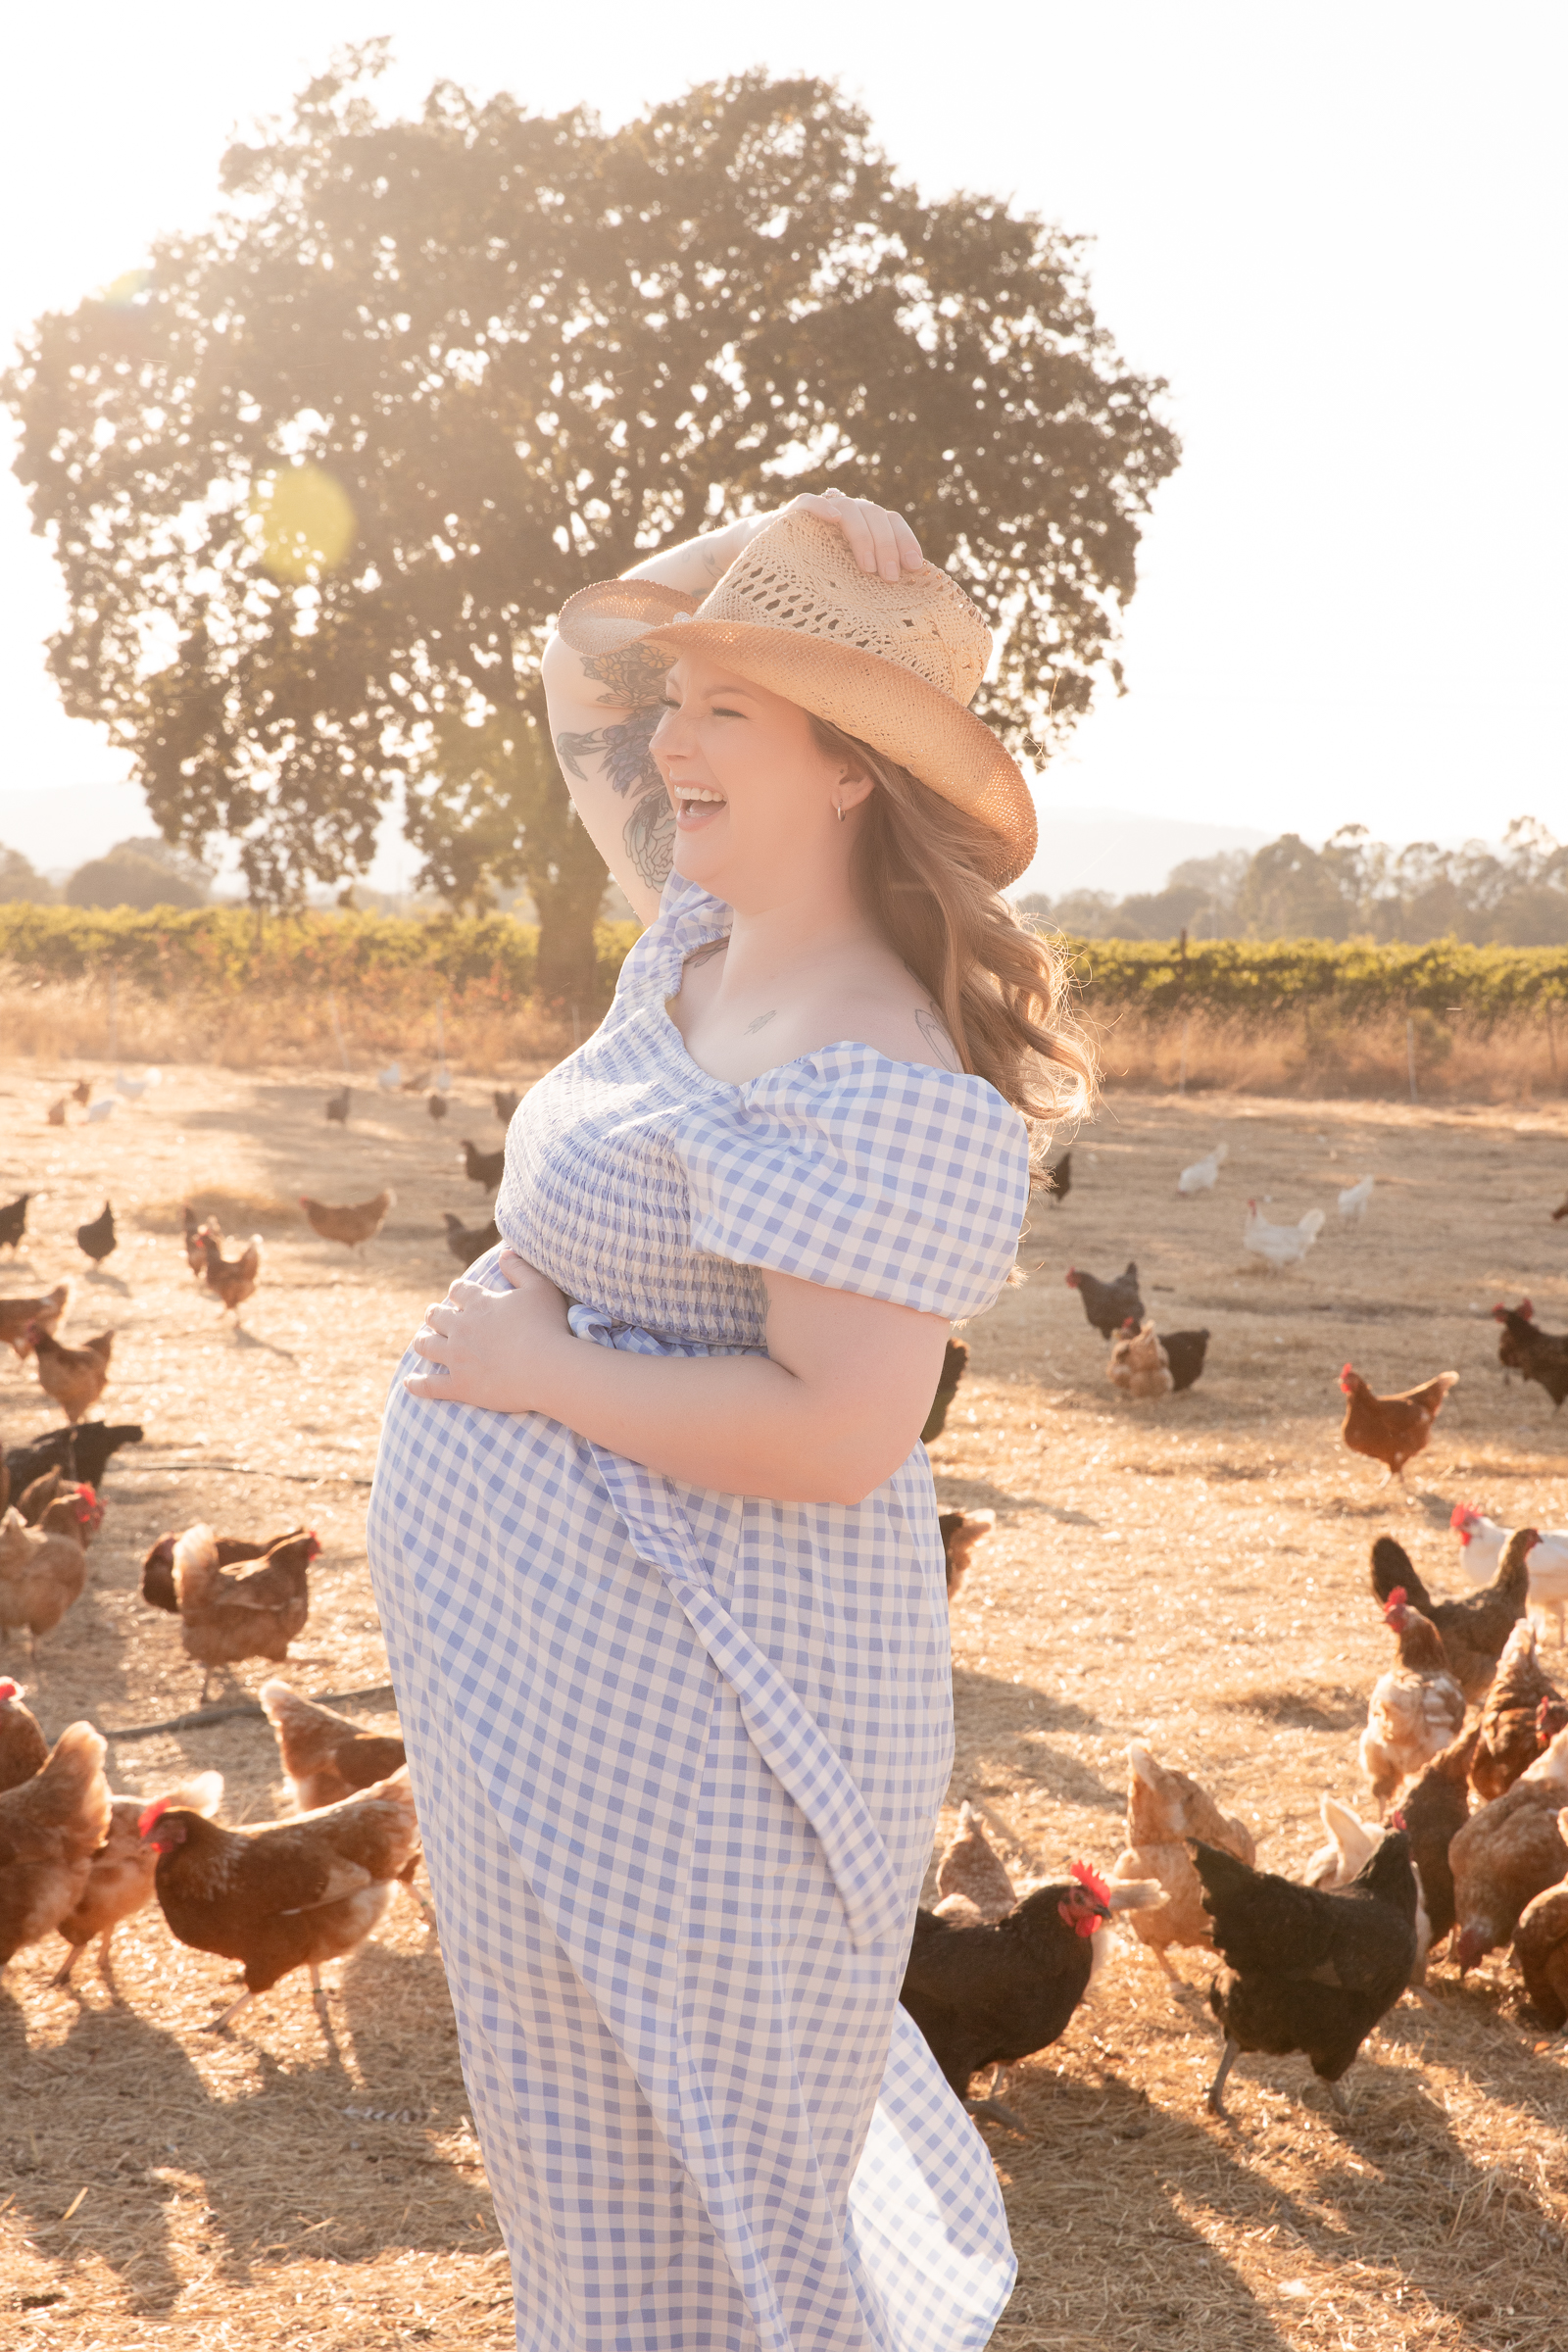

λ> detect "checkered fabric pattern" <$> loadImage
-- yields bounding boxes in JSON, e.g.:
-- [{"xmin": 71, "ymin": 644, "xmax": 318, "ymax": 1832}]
[{"xmin": 367, "ymin": 875, "xmax": 1029, "ymax": 2351}]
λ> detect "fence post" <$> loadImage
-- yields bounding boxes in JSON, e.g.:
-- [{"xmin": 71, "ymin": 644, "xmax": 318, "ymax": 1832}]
[
  {"xmin": 327, "ymin": 990, "xmax": 351, "ymax": 1073},
  {"xmin": 107, "ymin": 968, "xmax": 118, "ymax": 1063},
  {"xmin": 1406, "ymin": 1016, "xmax": 1418, "ymax": 1103},
  {"xmin": 1177, "ymin": 928, "xmax": 1189, "ymax": 1095}
]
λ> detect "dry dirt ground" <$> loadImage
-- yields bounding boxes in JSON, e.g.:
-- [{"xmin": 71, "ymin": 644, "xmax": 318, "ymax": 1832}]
[{"xmin": 1, "ymin": 1060, "xmax": 1567, "ymax": 2352}]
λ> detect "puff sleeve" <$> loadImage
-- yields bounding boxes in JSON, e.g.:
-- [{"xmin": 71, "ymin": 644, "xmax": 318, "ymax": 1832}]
[{"xmin": 677, "ymin": 1046, "xmax": 1031, "ymax": 1324}]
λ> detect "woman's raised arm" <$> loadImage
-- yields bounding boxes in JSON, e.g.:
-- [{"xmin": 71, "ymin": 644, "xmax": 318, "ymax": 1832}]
[{"xmin": 540, "ymin": 495, "xmax": 925, "ymax": 922}]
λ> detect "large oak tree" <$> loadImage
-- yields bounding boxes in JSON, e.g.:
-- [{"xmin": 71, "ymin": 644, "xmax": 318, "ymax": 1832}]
[{"xmin": 5, "ymin": 47, "xmax": 1178, "ymax": 998}]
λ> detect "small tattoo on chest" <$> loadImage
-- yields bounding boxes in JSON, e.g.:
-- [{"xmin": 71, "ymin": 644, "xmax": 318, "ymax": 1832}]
[
  {"xmin": 914, "ymin": 1006, "xmax": 960, "ymax": 1071},
  {"xmin": 745, "ymin": 1010, "xmax": 778, "ymax": 1036}
]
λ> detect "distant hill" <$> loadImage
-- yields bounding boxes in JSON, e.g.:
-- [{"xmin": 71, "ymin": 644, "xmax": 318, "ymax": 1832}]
[{"xmin": 1011, "ymin": 808, "xmax": 1267, "ymax": 901}]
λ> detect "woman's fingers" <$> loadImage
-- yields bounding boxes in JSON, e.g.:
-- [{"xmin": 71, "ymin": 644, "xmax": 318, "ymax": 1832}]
[{"xmin": 798, "ymin": 490, "xmax": 923, "ymax": 578}]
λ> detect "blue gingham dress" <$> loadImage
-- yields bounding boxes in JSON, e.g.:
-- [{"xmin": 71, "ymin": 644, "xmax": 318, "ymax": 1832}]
[{"xmin": 368, "ymin": 875, "xmax": 1030, "ymax": 2352}]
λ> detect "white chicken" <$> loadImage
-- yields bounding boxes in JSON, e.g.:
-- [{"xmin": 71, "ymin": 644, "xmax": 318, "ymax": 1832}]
[
  {"xmin": 113, "ymin": 1069, "xmax": 160, "ymax": 1101},
  {"xmin": 1338, "ymin": 1174, "xmax": 1375, "ymax": 1222},
  {"xmin": 1450, "ymin": 1507, "xmax": 1568, "ymax": 1644},
  {"xmin": 376, "ymin": 1061, "xmax": 403, "ymax": 1091},
  {"xmin": 1305, "ymin": 1794, "xmax": 1433, "ymax": 1973},
  {"xmin": 83, "ymin": 1099, "xmax": 117, "ymax": 1124},
  {"xmin": 1243, "ymin": 1199, "xmax": 1325, "ymax": 1269},
  {"xmin": 1177, "ymin": 1142, "xmax": 1228, "ymax": 1196}
]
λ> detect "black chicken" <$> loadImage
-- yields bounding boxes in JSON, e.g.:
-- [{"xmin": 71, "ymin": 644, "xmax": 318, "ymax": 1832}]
[
  {"xmin": 1, "ymin": 1421, "xmax": 143, "ymax": 1492},
  {"xmin": 442, "ymin": 1211, "xmax": 501, "ymax": 1267},
  {"xmin": 1043, "ymin": 1151, "xmax": 1071, "ymax": 1205},
  {"xmin": 1368, "ymin": 1530, "xmax": 1529, "ymax": 1702},
  {"xmin": 1162, "ymin": 1328, "xmax": 1210, "ymax": 1394},
  {"xmin": 1400, "ymin": 1724, "xmax": 1478, "ymax": 1952},
  {"xmin": 1194, "ymin": 1830, "xmax": 1417, "ymax": 2117},
  {"xmin": 0, "ymin": 1193, "xmax": 32, "ymax": 1254},
  {"xmin": 1064, "ymin": 1260, "xmax": 1143, "ymax": 1340},
  {"xmin": 921, "ymin": 1338, "xmax": 970, "ymax": 1444},
  {"xmin": 75, "ymin": 1200, "xmax": 116, "ymax": 1265},
  {"xmin": 324, "ymin": 1085, "xmax": 351, "ymax": 1127},
  {"xmin": 494, "ymin": 1088, "xmax": 522, "ymax": 1125},
  {"xmin": 900, "ymin": 1863, "xmax": 1110, "ymax": 2126},
  {"xmin": 460, "ymin": 1140, "xmax": 506, "ymax": 1192},
  {"xmin": 1492, "ymin": 1301, "xmax": 1568, "ymax": 1410},
  {"xmin": 427, "ymin": 1092, "xmax": 448, "ymax": 1122}
]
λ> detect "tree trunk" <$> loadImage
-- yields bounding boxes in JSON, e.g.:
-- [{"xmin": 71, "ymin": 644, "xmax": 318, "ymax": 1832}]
[{"xmin": 523, "ymin": 765, "xmax": 610, "ymax": 1008}]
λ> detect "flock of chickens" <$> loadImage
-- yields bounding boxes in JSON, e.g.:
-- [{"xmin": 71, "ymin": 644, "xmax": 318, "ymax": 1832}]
[
  {"xmin": 916, "ymin": 1133, "xmax": 1568, "ymax": 2131},
  {"xmin": 2, "ymin": 1083, "xmax": 1567, "ymax": 2175},
  {"xmin": 0, "ymin": 1073, "xmax": 530, "ymax": 2033}
]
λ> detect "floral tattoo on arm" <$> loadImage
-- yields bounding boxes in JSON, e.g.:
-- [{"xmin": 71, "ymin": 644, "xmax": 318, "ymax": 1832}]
[{"xmin": 554, "ymin": 642, "xmax": 678, "ymax": 893}]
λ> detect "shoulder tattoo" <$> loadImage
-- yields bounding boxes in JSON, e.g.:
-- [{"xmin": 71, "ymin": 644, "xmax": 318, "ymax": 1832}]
[
  {"xmin": 580, "ymin": 642, "xmax": 676, "ymax": 708},
  {"xmin": 914, "ymin": 1005, "xmax": 960, "ymax": 1072},
  {"xmin": 623, "ymin": 787, "xmax": 676, "ymax": 891},
  {"xmin": 555, "ymin": 706, "xmax": 661, "ymax": 801}
]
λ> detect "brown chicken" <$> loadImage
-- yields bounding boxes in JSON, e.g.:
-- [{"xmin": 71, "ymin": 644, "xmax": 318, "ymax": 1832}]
[
  {"xmin": 939, "ymin": 1509, "xmax": 995, "ymax": 1600},
  {"xmin": 1358, "ymin": 1591, "xmax": 1466, "ymax": 1806},
  {"xmin": 1368, "ymin": 1529, "xmax": 1532, "ymax": 1702},
  {"xmin": 1400, "ymin": 1724, "xmax": 1480, "ymax": 1953},
  {"xmin": 259, "ymin": 1680, "xmax": 408, "ymax": 1811},
  {"xmin": 299, "ymin": 1189, "xmax": 395, "ymax": 1250},
  {"xmin": 31, "ymin": 1325, "xmax": 115, "ymax": 1423},
  {"xmin": 1471, "ymin": 1620, "xmax": 1568, "ymax": 1801},
  {"xmin": 53, "ymin": 1771, "xmax": 223, "ymax": 1988},
  {"xmin": 1451, "ymin": 1778, "xmax": 1568, "ymax": 1972},
  {"xmin": 1107, "ymin": 1319, "xmax": 1173, "ymax": 1401},
  {"xmin": 140, "ymin": 1526, "xmax": 297, "ymax": 1615},
  {"xmin": 0, "ymin": 1678, "xmax": 48, "ymax": 1792},
  {"xmin": 932, "ymin": 1802, "xmax": 1019, "ymax": 1925},
  {"xmin": 140, "ymin": 1767, "xmax": 421, "ymax": 2029},
  {"xmin": 0, "ymin": 1487, "xmax": 99, "ymax": 1659},
  {"xmin": 0, "ymin": 1722, "xmax": 114, "ymax": 1965},
  {"xmin": 12, "ymin": 1471, "xmax": 103, "ymax": 1539},
  {"xmin": 1513, "ymin": 1818, "xmax": 1568, "ymax": 2027},
  {"xmin": 182, "ymin": 1203, "xmax": 219, "ymax": 1277},
  {"xmin": 0, "ymin": 1281, "xmax": 72, "ymax": 1361},
  {"xmin": 200, "ymin": 1229, "xmax": 263, "ymax": 1322},
  {"xmin": 1339, "ymin": 1363, "xmax": 1458, "ymax": 1484},
  {"xmin": 1111, "ymin": 1742, "xmax": 1256, "ymax": 1958},
  {"xmin": 172, "ymin": 1523, "xmax": 323, "ymax": 1698}
]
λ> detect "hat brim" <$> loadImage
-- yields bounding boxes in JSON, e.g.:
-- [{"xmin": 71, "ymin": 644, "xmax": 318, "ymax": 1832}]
[{"xmin": 557, "ymin": 581, "xmax": 1037, "ymax": 889}]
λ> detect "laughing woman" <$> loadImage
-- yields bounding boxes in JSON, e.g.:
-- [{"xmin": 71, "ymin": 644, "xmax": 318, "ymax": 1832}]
[{"xmin": 367, "ymin": 491, "xmax": 1089, "ymax": 2352}]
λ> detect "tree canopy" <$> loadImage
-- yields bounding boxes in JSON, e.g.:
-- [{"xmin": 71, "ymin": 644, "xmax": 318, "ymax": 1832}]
[{"xmin": 4, "ymin": 47, "xmax": 1178, "ymax": 996}]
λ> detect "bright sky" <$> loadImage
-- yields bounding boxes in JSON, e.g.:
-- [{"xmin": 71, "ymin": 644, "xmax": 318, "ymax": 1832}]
[{"xmin": 3, "ymin": 2, "xmax": 1564, "ymax": 897}]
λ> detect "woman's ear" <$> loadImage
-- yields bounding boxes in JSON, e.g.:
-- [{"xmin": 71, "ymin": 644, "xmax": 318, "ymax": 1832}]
[{"xmin": 833, "ymin": 756, "xmax": 876, "ymax": 814}]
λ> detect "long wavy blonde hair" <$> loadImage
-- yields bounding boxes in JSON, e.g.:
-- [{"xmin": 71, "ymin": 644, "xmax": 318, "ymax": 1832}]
[{"xmin": 809, "ymin": 717, "xmax": 1095, "ymax": 1133}]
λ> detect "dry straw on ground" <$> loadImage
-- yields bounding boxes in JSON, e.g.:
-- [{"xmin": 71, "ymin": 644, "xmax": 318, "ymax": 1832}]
[{"xmin": 1, "ymin": 1054, "xmax": 1566, "ymax": 2350}]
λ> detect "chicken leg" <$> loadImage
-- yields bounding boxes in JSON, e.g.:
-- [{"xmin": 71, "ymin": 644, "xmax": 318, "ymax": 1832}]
[{"xmin": 1205, "ymin": 2035, "xmax": 1241, "ymax": 2116}]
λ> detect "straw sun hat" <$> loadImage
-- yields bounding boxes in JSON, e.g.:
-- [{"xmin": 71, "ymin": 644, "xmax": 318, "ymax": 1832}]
[{"xmin": 556, "ymin": 506, "xmax": 1037, "ymax": 887}]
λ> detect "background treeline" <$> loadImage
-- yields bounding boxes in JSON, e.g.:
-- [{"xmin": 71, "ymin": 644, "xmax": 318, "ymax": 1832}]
[
  {"xmin": 3, "ymin": 904, "xmax": 1562, "ymax": 1021},
  {"xmin": 1020, "ymin": 818, "xmax": 1568, "ymax": 948}
]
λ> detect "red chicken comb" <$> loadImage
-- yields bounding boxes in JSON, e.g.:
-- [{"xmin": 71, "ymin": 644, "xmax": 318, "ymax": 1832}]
[
  {"xmin": 1388, "ymin": 1808, "xmax": 1408, "ymax": 1833},
  {"xmin": 75, "ymin": 1483, "xmax": 98, "ymax": 1511},
  {"xmin": 137, "ymin": 1797, "xmax": 171, "ymax": 1838},
  {"xmin": 1069, "ymin": 1859, "xmax": 1110, "ymax": 1907},
  {"xmin": 0, "ymin": 1679, "xmax": 20, "ymax": 1702},
  {"xmin": 1449, "ymin": 1502, "xmax": 1475, "ymax": 1533},
  {"xmin": 1383, "ymin": 1586, "xmax": 1408, "ymax": 1613}
]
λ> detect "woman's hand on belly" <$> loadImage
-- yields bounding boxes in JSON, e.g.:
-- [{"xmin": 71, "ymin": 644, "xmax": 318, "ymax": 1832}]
[{"xmin": 406, "ymin": 1250, "xmax": 571, "ymax": 1411}]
